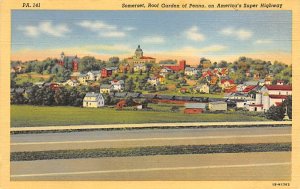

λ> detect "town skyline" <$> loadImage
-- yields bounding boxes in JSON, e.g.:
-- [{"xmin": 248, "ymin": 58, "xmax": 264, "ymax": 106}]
[{"xmin": 12, "ymin": 10, "xmax": 291, "ymax": 64}]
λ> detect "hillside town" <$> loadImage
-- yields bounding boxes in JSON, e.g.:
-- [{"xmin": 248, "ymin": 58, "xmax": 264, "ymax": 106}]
[{"xmin": 11, "ymin": 45, "xmax": 292, "ymax": 120}]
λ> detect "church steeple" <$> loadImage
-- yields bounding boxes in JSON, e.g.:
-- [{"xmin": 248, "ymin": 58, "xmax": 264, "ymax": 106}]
[{"xmin": 60, "ymin": 52, "xmax": 65, "ymax": 60}]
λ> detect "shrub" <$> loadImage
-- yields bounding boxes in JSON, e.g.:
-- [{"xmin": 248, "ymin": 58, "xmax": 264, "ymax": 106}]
[{"xmin": 265, "ymin": 105, "xmax": 285, "ymax": 121}]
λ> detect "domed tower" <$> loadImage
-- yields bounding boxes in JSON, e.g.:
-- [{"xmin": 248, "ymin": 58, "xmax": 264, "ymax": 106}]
[{"xmin": 135, "ymin": 45, "xmax": 143, "ymax": 58}]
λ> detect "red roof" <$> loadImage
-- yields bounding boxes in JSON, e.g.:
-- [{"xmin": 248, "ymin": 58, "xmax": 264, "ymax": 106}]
[
  {"xmin": 269, "ymin": 95, "xmax": 288, "ymax": 99},
  {"xmin": 225, "ymin": 86, "xmax": 237, "ymax": 93},
  {"xmin": 221, "ymin": 68, "xmax": 228, "ymax": 74},
  {"xmin": 127, "ymin": 56, "xmax": 155, "ymax": 60},
  {"xmin": 221, "ymin": 79, "xmax": 234, "ymax": 84},
  {"xmin": 140, "ymin": 56, "xmax": 155, "ymax": 59},
  {"xmin": 275, "ymin": 102, "xmax": 283, "ymax": 106},
  {"xmin": 242, "ymin": 85, "xmax": 257, "ymax": 93},
  {"xmin": 202, "ymin": 71, "xmax": 213, "ymax": 77},
  {"xmin": 265, "ymin": 85, "xmax": 292, "ymax": 91},
  {"xmin": 164, "ymin": 65, "xmax": 182, "ymax": 72}
]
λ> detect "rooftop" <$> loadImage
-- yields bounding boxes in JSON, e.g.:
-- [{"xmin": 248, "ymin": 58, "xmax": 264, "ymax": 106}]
[{"xmin": 265, "ymin": 85, "xmax": 292, "ymax": 91}]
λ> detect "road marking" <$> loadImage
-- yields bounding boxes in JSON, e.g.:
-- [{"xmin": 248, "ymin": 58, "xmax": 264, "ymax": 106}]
[
  {"xmin": 11, "ymin": 162, "xmax": 291, "ymax": 178},
  {"xmin": 11, "ymin": 121, "xmax": 292, "ymax": 132},
  {"xmin": 11, "ymin": 134, "xmax": 291, "ymax": 146}
]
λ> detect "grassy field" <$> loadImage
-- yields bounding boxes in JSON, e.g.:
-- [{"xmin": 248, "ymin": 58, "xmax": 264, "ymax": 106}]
[
  {"xmin": 15, "ymin": 72, "xmax": 53, "ymax": 85},
  {"xmin": 11, "ymin": 105, "xmax": 268, "ymax": 127}
]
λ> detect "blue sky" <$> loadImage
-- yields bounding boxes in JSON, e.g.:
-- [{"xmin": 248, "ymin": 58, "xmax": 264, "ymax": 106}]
[{"xmin": 11, "ymin": 10, "xmax": 291, "ymax": 63}]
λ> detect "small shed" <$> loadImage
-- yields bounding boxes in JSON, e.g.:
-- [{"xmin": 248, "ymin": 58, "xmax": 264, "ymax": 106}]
[
  {"xmin": 184, "ymin": 103, "xmax": 207, "ymax": 114},
  {"xmin": 116, "ymin": 100, "xmax": 126, "ymax": 109},
  {"xmin": 208, "ymin": 101, "xmax": 227, "ymax": 111}
]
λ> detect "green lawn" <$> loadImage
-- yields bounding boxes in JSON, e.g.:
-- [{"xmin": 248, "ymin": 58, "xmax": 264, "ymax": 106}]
[
  {"xmin": 15, "ymin": 72, "xmax": 53, "ymax": 85},
  {"xmin": 11, "ymin": 105, "xmax": 268, "ymax": 127}
]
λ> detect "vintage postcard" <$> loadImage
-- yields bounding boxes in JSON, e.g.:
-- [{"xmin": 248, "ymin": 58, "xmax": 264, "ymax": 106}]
[{"xmin": 0, "ymin": 0, "xmax": 300, "ymax": 188}]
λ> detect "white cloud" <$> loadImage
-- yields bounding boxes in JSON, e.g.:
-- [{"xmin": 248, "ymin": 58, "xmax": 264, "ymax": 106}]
[
  {"xmin": 220, "ymin": 27, "xmax": 253, "ymax": 40},
  {"xmin": 185, "ymin": 26, "xmax": 205, "ymax": 42},
  {"xmin": 141, "ymin": 36, "xmax": 165, "ymax": 44},
  {"xmin": 77, "ymin": 20, "xmax": 116, "ymax": 31},
  {"xmin": 220, "ymin": 27, "xmax": 234, "ymax": 35},
  {"xmin": 123, "ymin": 26, "xmax": 136, "ymax": 31},
  {"xmin": 77, "ymin": 20, "xmax": 128, "ymax": 38},
  {"xmin": 236, "ymin": 29, "xmax": 252, "ymax": 40},
  {"xmin": 21, "ymin": 26, "xmax": 39, "ymax": 37},
  {"xmin": 255, "ymin": 39, "xmax": 273, "ymax": 44},
  {"xmin": 100, "ymin": 31, "xmax": 126, "ymax": 38},
  {"xmin": 18, "ymin": 21, "xmax": 70, "ymax": 37}
]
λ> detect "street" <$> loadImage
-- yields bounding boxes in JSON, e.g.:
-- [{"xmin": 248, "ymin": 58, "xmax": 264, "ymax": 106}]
[{"xmin": 10, "ymin": 126, "xmax": 291, "ymax": 180}]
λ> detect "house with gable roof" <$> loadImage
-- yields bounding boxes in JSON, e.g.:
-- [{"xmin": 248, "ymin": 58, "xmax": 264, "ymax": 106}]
[{"xmin": 83, "ymin": 92, "xmax": 105, "ymax": 108}]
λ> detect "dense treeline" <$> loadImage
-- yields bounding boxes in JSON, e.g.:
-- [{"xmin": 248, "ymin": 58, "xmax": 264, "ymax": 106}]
[
  {"xmin": 11, "ymin": 56, "xmax": 119, "ymax": 74},
  {"xmin": 198, "ymin": 57, "xmax": 292, "ymax": 84},
  {"xmin": 10, "ymin": 85, "xmax": 93, "ymax": 106}
]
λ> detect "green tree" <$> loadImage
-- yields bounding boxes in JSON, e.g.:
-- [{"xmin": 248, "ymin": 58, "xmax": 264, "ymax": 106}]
[
  {"xmin": 54, "ymin": 88, "xmax": 69, "ymax": 105},
  {"xmin": 125, "ymin": 96, "xmax": 135, "ymax": 106},
  {"xmin": 265, "ymin": 105, "xmax": 286, "ymax": 121},
  {"xmin": 125, "ymin": 78, "xmax": 135, "ymax": 92}
]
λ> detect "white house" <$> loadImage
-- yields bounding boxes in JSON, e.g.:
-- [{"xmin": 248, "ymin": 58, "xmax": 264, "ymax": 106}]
[
  {"xmin": 220, "ymin": 79, "xmax": 235, "ymax": 90},
  {"xmin": 63, "ymin": 79, "xmax": 79, "ymax": 87},
  {"xmin": 78, "ymin": 73, "xmax": 89, "ymax": 85},
  {"xmin": 224, "ymin": 92, "xmax": 253, "ymax": 100},
  {"xmin": 184, "ymin": 67, "xmax": 199, "ymax": 76},
  {"xmin": 100, "ymin": 84, "xmax": 112, "ymax": 94},
  {"xmin": 159, "ymin": 67, "xmax": 173, "ymax": 76},
  {"xmin": 83, "ymin": 92, "xmax": 105, "ymax": 108},
  {"xmin": 86, "ymin": 71, "xmax": 101, "ymax": 81},
  {"xmin": 147, "ymin": 77, "xmax": 160, "ymax": 86},
  {"xmin": 134, "ymin": 64, "xmax": 146, "ymax": 72},
  {"xmin": 111, "ymin": 80, "xmax": 125, "ymax": 91},
  {"xmin": 194, "ymin": 84, "xmax": 210, "ymax": 94},
  {"xmin": 236, "ymin": 100, "xmax": 256, "ymax": 109},
  {"xmin": 236, "ymin": 84, "xmax": 247, "ymax": 92}
]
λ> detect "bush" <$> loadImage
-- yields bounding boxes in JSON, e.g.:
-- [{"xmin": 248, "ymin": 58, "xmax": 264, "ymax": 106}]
[
  {"xmin": 171, "ymin": 106, "xmax": 180, "ymax": 112},
  {"xmin": 265, "ymin": 105, "xmax": 286, "ymax": 121}
]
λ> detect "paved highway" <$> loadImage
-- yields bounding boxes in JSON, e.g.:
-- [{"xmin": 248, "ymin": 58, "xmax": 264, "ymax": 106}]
[
  {"xmin": 10, "ymin": 126, "xmax": 291, "ymax": 180},
  {"xmin": 11, "ymin": 127, "xmax": 291, "ymax": 152},
  {"xmin": 11, "ymin": 152, "xmax": 290, "ymax": 180}
]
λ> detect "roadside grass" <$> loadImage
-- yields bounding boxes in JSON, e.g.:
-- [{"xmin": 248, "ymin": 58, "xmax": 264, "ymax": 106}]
[
  {"xmin": 11, "ymin": 143, "xmax": 291, "ymax": 161},
  {"xmin": 11, "ymin": 105, "xmax": 268, "ymax": 127}
]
